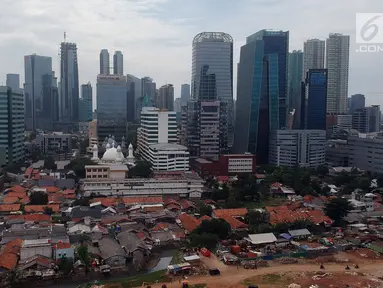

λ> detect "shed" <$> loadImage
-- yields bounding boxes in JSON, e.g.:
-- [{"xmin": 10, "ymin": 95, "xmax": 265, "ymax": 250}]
[
  {"xmin": 288, "ymin": 229, "xmax": 311, "ymax": 238},
  {"xmin": 183, "ymin": 255, "xmax": 200, "ymax": 265},
  {"xmin": 246, "ymin": 233, "xmax": 277, "ymax": 245}
]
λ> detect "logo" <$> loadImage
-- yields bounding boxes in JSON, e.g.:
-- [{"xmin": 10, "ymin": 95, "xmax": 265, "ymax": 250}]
[{"xmin": 356, "ymin": 13, "xmax": 383, "ymax": 52}]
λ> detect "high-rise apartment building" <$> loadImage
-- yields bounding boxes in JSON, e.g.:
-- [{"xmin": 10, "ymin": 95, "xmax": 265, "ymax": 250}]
[
  {"xmin": 137, "ymin": 107, "xmax": 177, "ymax": 161},
  {"xmin": 157, "ymin": 84, "xmax": 174, "ymax": 111},
  {"xmin": 288, "ymin": 50, "xmax": 303, "ymax": 127},
  {"xmin": 0, "ymin": 87, "xmax": 24, "ymax": 165},
  {"xmin": 269, "ymin": 130, "xmax": 326, "ymax": 168},
  {"xmin": 352, "ymin": 105, "xmax": 381, "ymax": 133},
  {"xmin": 79, "ymin": 82, "xmax": 93, "ymax": 122},
  {"xmin": 6, "ymin": 74, "xmax": 20, "ymax": 91},
  {"xmin": 24, "ymin": 54, "xmax": 53, "ymax": 131},
  {"xmin": 51, "ymin": 71, "xmax": 59, "ymax": 123},
  {"xmin": 126, "ymin": 74, "xmax": 142, "ymax": 121},
  {"xmin": 326, "ymin": 33, "xmax": 350, "ymax": 114},
  {"xmin": 234, "ymin": 30, "xmax": 289, "ymax": 164},
  {"xmin": 113, "ymin": 51, "xmax": 123, "ymax": 75},
  {"xmin": 96, "ymin": 75, "xmax": 127, "ymax": 141},
  {"xmin": 99, "ymin": 49, "xmax": 110, "ymax": 75},
  {"xmin": 191, "ymin": 32, "xmax": 234, "ymax": 147},
  {"xmin": 350, "ymin": 94, "xmax": 366, "ymax": 114},
  {"xmin": 180, "ymin": 84, "xmax": 190, "ymax": 106},
  {"xmin": 60, "ymin": 42, "xmax": 79, "ymax": 124},
  {"xmin": 303, "ymin": 39, "xmax": 325, "ymax": 79},
  {"xmin": 304, "ymin": 69, "xmax": 328, "ymax": 130}
]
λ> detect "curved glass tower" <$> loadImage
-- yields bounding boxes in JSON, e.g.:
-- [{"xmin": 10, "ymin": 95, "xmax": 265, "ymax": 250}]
[{"xmin": 191, "ymin": 32, "xmax": 234, "ymax": 148}]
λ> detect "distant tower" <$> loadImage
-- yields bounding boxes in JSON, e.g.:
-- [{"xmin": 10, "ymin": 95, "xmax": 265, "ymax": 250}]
[
  {"xmin": 100, "ymin": 49, "xmax": 110, "ymax": 75},
  {"xmin": 127, "ymin": 143, "xmax": 135, "ymax": 163},
  {"xmin": 113, "ymin": 51, "xmax": 123, "ymax": 75},
  {"xmin": 91, "ymin": 144, "xmax": 99, "ymax": 161}
]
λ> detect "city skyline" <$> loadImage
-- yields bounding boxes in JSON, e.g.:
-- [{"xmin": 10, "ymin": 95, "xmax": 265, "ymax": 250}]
[{"xmin": 0, "ymin": 0, "xmax": 381, "ymax": 106}]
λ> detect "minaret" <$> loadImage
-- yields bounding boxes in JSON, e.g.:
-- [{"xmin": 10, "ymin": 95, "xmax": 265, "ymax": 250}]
[
  {"xmin": 127, "ymin": 143, "xmax": 135, "ymax": 163},
  {"xmin": 91, "ymin": 144, "xmax": 99, "ymax": 162},
  {"xmin": 121, "ymin": 136, "xmax": 126, "ymax": 149}
]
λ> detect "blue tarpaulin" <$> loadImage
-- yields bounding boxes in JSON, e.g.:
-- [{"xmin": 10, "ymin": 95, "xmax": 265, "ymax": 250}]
[{"xmin": 279, "ymin": 233, "xmax": 292, "ymax": 240}]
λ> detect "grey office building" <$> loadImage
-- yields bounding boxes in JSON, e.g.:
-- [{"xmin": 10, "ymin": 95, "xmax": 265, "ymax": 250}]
[
  {"xmin": 269, "ymin": 130, "xmax": 326, "ymax": 168},
  {"xmin": 157, "ymin": 84, "xmax": 174, "ymax": 111},
  {"xmin": 352, "ymin": 105, "xmax": 380, "ymax": 133},
  {"xmin": 141, "ymin": 77, "xmax": 156, "ymax": 109},
  {"xmin": 113, "ymin": 51, "xmax": 123, "ymax": 75},
  {"xmin": 303, "ymin": 39, "xmax": 325, "ymax": 79},
  {"xmin": 79, "ymin": 83, "xmax": 93, "ymax": 122},
  {"xmin": 60, "ymin": 42, "xmax": 79, "ymax": 124},
  {"xmin": 348, "ymin": 133, "xmax": 383, "ymax": 173},
  {"xmin": 350, "ymin": 94, "xmax": 365, "ymax": 113},
  {"xmin": 99, "ymin": 49, "xmax": 110, "ymax": 75},
  {"xmin": 192, "ymin": 32, "xmax": 233, "ymax": 148},
  {"xmin": 24, "ymin": 54, "xmax": 53, "ymax": 131},
  {"xmin": 6, "ymin": 74, "xmax": 20, "ymax": 91},
  {"xmin": 126, "ymin": 74, "xmax": 142, "ymax": 121},
  {"xmin": 0, "ymin": 86, "xmax": 24, "ymax": 165},
  {"xmin": 181, "ymin": 84, "xmax": 190, "ymax": 106},
  {"xmin": 234, "ymin": 30, "xmax": 289, "ymax": 164},
  {"xmin": 96, "ymin": 75, "xmax": 127, "ymax": 141},
  {"xmin": 288, "ymin": 50, "xmax": 303, "ymax": 127}
]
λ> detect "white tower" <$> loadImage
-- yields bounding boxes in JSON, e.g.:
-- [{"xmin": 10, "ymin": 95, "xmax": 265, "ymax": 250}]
[
  {"xmin": 91, "ymin": 144, "xmax": 99, "ymax": 161},
  {"xmin": 127, "ymin": 143, "xmax": 135, "ymax": 163}
]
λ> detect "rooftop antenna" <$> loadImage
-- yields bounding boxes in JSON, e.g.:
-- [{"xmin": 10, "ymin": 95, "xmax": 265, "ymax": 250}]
[{"xmin": 64, "ymin": 32, "xmax": 67, "ymax": 43}]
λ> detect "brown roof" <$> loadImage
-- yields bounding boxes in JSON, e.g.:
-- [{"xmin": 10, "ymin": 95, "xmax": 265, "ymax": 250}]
[
  {"xmin": 3, "ymin": 238, "xmax": 23, "ymax": 255},
  {"xmin": 213, "ymin": 208, "xmax": 248, "ymax": 218},
  {"xmin": 178, "ymin": 213, "xmax": 200, "ymax": 233},
  {"xmin": 199, "ymin": 215, "xmax": 212, "ymax": 222},
  {"xmin": 0, "ymin": 252, "xmax": 18, "ymax": 270},
  {"xmin": 54, "ymin": 243, "xmax": 72, "ymax": 249},
  {"xmin": 8, "ymin": 214, "xmax": 52, "ymax": 223},
  {"xmin": 44, "ymin": 186, "xmax": 61, "ymax": 193},
  {"xmin": 24, "ymin": 204, "xmax": 60, "ymax": 213},
  {"xmin": 8, "ymin": 185, "xmax": 26, "ymax": 193},
  {"xmin": 266, "ymin": 205, "xmax": 333, "ymax": 225},
  {"xmin": 143, "ymin": 206, "xmax": 164, "ymax": 213},
  {"xmin": 218, "ymin": 214, "xmax": 248, "ymax": 230},
  {"xmin": 123, "ymin": 196, "xmax": 163, "ymax": 205},
  {"xmin": 0, "ymin": 204, "xmax": 21, "ymax": 212}
]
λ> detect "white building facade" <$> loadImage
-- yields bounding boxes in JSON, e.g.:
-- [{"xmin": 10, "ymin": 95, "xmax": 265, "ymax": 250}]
[
  {"xmin": 148, "ymin": 143, "xmax": 189, "ymax": 171},
  {"xmin": 269, "ymin": 130, "xmax": 326, "ymax": 168},
  {"xmin": 302, "ymin": 39, "xmax": 325, "ymax": 80},
  {"xmin": 137, "ymin": 107, "xmax": 177, "ymax": 161}
]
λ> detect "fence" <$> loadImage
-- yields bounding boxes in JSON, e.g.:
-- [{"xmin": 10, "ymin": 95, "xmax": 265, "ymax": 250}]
[{"xmin": 241, "ymin": 248, "xmax": 338, "ymax": 261}]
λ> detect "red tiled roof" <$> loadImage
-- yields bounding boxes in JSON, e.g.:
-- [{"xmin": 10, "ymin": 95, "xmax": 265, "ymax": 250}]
[
  {"xmin": 0, "ymin": 204, "xmax": 21, "ymax": 212},
  {"xmin": 218, "ymin": 214, "xmax": 248, "ymax": 230},
  {"xmin": 143, "ymin": 206, "xmax": 164, "ymax": 213},
  {"xmin": 213, "ymin": 208, "xmax": 248, "ymax": 218},
  {"xmin": 54, "ymin": 243, "xmax": 72, "ymax": 249},
  {"xmin": 152, "ymin": 222, "xmax": 169, "ymax": 231},
  {"xmin": 179, "ymin": 213, "xmax": 200, "ymax": 233},
  {"xmin": 6, "ymin": 191, "xmax": 27, "ymax": 198},
  {"xmin": 43, "ymin": 186, "xmax": 61, "ymax": 193},
  {"xmin": 3, "ymin": 238, "xmax": 23, "ymax": 255},
  {"xmin": 137, "ymin": 231, "xmax": 147, "ymax": 240},
  {"xmin": 164, "ymin": 198, "xmax": 180, "ymax": 206},
  {"xmin": 63, "ymin": 189, "xmax": 75, "ymax": 194},
  {"xmin": 0, "ymin": 252, "xmax": 18, "ymax": 270},
  {"xmin": 24, "ymin": 204, "xmax": 60, "ymax": 213},
  {"xmin": 25, "ymin": 214, "xmax": 52, "ymax": 222},
  {"xmin": 174, "ymin": 231, "xmax": 186, "ymax": 239},
  {"xmin": 271, "ymin": 182, "xmax": 283, "ymax": 188},
  {"xmin": 217, "ymin": 176, "xmax": 229, "ymax": 182},
  {"xmin": 166, "ymin": 203, "xmax": 181, "ymax": 211},
  {"xmin": 179, "ymin": 200, "xmax": 196, "ymax": 210},
  {"xmin": 266, "ymin": 205, "xmax": 333, "ymax": 225},
  {"xmin": 8, "ymin": 185, "xmax": 26, "ymax": 193},
  {"xmin": 92, "ymin": 198, "xmax": 118, "ymax": 207},
  {"xmin": 199, "ymin": 215, "xmax": 212, "ymax": 222},
  {"xmin": 203, "ymin": 199, "xmax": 217, "ymax": 205}
]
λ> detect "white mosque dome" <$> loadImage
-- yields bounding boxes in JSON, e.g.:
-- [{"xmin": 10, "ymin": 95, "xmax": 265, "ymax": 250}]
[{"xmin": 102, "ymin": 145, "xmax": 125, "ymax": 162}]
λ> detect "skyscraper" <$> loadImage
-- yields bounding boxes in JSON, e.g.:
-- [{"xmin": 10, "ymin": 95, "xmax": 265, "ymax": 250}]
[
  {"xmin": 304, "ymin": 69, "xmax": 328, "ymax": 130},
  {"xmin": 100, "ymin": 49, "xmax": 110, "ymax": 75},
  {"xmin": 141, "ymin": 77, "xmax": 156, "ymax": 109},
  {"xmin": 24, "ymin": 54, "xmax": 53, "ymax": 131},
  {"xmin": 180, "ymin": 84, "xmax": 190, "ymax": 106},
  {"xmin": 191, "ymin": 32, "xmax": 234, "ymax": 147},
  {"xmin": 0, "ymin": 86, "xmax": 24, "ymax": 165},
  {"xmin": 303, "ymin": 39, "xmax": 325, "ymax": 79},
  {"xmin": 60, "ymin": 42, "xmax": 79, "ymax": 124},
  {"xmin": 326, "ymin": 33, "xmax": 350, "ymax": 114},
  {"xmin": 352, "ymin": 105, "xmax": 381, "ymax": 133},
  {"xmin": 79, "ymin": 82, "xmax": 93, "ymax": 122},
  {"xmin": 234, "ymin": 30, "xmax": 289, "ymax": 164},
  {"xmin": 96, "ymin": 75, "xmax": 127, "ymax": 141},
  {"xmin": 113, "ymin": 51, "xmax": 123, "ymax": 75},
  {"xmin": 6, "ymin": 74, "xmax": 20, "ymax": 90},
  {"xmin": 350, "ymin": 94, "xmax": 366, "ymax": 113},
  {"xmin": 126, "ymin": 74, "xmax": 142, "ymax": 121},
  {"xmin": 288, "ymin": 50, "xmax": 303, "ymax": 128},
  {"xmin": 157, "ymin": 84, "xmax": 174, "ymax": 111}
]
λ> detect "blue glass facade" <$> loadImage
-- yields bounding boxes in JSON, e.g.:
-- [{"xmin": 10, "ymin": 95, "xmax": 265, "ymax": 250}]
[{"xmin": 305, "ymin": 69, "xmax": 327, "ymax": 130}]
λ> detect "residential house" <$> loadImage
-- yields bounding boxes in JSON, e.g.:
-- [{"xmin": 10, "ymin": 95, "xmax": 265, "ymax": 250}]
[
  {"xmin": 0, "ymin": 238, "xmax": 22, "ymax": 272},
  {"xmin": 70, "ymin": 206, "xmax": 102, "ymax": 219},
  {"xmin": 18, "ymin": 255, "xmax": 56, "ymax": 278},
  {"xmin": 54, "ymin": 243, "xmax": 74, "ymax": 261},
  {"xmin": 98, "ymin": 237, "xmax": 127, "ymax": 267},
  {"xmin": 20, "ymin": 239, "xmax": 52, "ymax": 261},
  {"xmin": 288, "ymin": 229, "xmax": 311, "ymax": 239},
  {"xmin": 0, "ymin": 204, "xmax": 21, "ymax": 215},
  {"xmin": 270, "ymin": 182, "xmax": 296, "ymax": 197},
  {"xmin": 212, "ymin": 208, "xmax": 248, "ymax": 219},
  {"xmin": 178, "ymin": 213, "xmax": 200, "ymax": 234},
  {"xmin": 116, "ymin": 232, "xmax": 149, "ymax": 270},
  {"xmin": 24, "ymin": 205, "xmax": 60, "ymax": 214},
  {"xmin": 179, "ymin": 200, "xmax": 197, "ymax": 213},
  {"xmin": 218, "ymin": 214, "xmax": 248, "ymax": 231}
]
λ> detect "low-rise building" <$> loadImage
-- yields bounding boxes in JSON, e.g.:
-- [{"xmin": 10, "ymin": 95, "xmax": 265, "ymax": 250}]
[
  {"xmin": 54, "ymin": 243, "xmax": 74, "ymax": 261},
  {"xmin": 148, "ymin": 143, "xmax": 189, "ymax": 171},
  {"xmin": 20, "ymin": 239, "xmax": 52, "ymax": 261},
  {"xmin": 326, "ymin": 139, "xmax": 349, "ymax": 167},
  {"xmin": 36, "ymin": 132, "xmax": 72, "ymax": 154}
]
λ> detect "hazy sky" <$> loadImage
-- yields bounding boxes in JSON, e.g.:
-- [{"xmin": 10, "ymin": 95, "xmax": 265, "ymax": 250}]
[{"xmin": 0, "ymin": 0, "xmax": 382, "ymax": 106}]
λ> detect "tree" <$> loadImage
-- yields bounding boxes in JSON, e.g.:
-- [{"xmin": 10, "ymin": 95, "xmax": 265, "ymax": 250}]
[
  {"xmin": 57, "ymin": 256, "xmax": 74, "ymax": 275},
  {"xmin": 324, "ymin": 198, "xmax": 354, "ymax": 225},
  {"xmin": 29, "ymin": 191, "xmax": 48, "ymax": 205},
  {"xmin": 65, "ymin": 157, "xmax": 96, "ymax": 179},
  {"xmin": 77, "ymin": 245, "xmax": 90, "ymax": 274},
  {"xmin": 43, "ymin": 207, "xmax": 54, "ymax": 215},
  {"xmin": 317, "ymin": 165, "xmax": 329, "ymax": 177},
  {"xmin": 72, "ymin": 198, "xmax": 90, "ymax": 207},
  {"xmin": 198, "ymin": 203, "xmax": 212, "ymax": 217},
  {"xmin": 3, "ymin": 269, "xmax": 22, "ymax": 288},
  {"xmin": 189, "ymin": 233, "xmax": 219, "ymax": 249},
  {"xmin": 193, "ymin": 219, "xmax": 231, "ymax": 240},
  {"xmin": 245, "ymin": 211, "xmax": 268, "ymax": 226},
  {"xmin": 358, "ymin": 177, "xmax": 371, "ymax": 191},
  {"xmin": 128, "ymin": 160, "xmax": 152, "ymax": 178},
  {"xmin": 43, "ymin": 156, "xmax": 57, "ymax": 170},
  {"xmin": 377, "ymin": 175, "xmax": 383, "ymax": 188}
]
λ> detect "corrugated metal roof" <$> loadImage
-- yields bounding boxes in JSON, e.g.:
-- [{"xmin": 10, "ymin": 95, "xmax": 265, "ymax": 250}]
[{"xmin": 248, "ymin": 233, "xmax": 277, "ymax": 245}]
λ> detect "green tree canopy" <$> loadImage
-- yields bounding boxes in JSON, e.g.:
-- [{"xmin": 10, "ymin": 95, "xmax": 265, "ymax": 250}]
[
  {"xmin": 43, "ymin": 207, "xmax": 54, "ymax": 215},
  {"xmin": 324, "ymin": 198, "xmax": 354, "ymax": 225},
  {"xmin": 189, "ymin": 233, "xmax": 219, "ymax": 249},
  {"xmin": 29, "ymin": 191, "xmax": 48, "ymax": 205},
  {"xmin": 197, "ymin": 203, "xmax": 213, "ymax": 217},
  {"xmin": 43, "ymin": 156, "xmax": 57, "ymax": 170},
  {"xmin": 128, "ymin": 160, "xmax": 152, "ymax": 178},
  {"xmin": 316, "ymin": 165, "xmax": 329, "ymax": 177},
  {"xmin": 65, "ymin": 157, "xmax": 96, "ymax": 178},
  {"xmin": 193, "ymin": 218, "xmax": 231, "ymax": 240}
]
